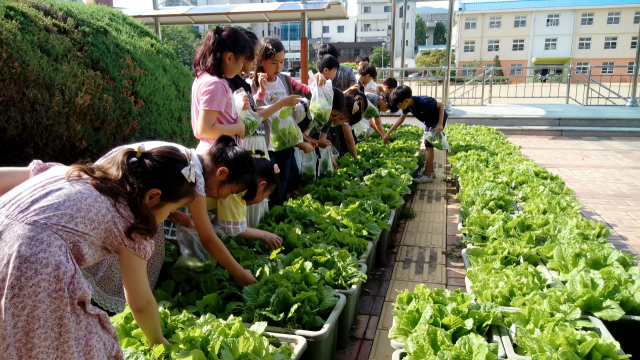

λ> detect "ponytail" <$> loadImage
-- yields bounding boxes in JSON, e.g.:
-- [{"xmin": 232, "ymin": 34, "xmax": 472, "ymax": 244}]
[
  {"xmin": 245, "ymin": 150, "xmax": 282, "ymax": 202},
  {"xmin": 204, "ymin": 135, "xmax": 257, "ymax": 201},
  {"xmin": 343, "ymin": 88, "xmax": 367, "ymax": 126},
  {"xmin": 193, "ymin": 26, "xmax": 254, "ymax": 78}
]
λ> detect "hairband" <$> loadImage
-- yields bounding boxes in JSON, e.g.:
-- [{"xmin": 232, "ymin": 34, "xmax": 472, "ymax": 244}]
[
  {"xmin": 135, "ymin": 144, "xmax": 145, "ymax": 159},
  {"xmin": 352, "ymin": 101, "xmax": 360, "ymax": 114},
  {"xmin": 181, "ymin": 151, "xmax": 197, "ymax": 183},
  {"xmin": 274, "ymin": 164, "xmax": 280, "ymax": 174}
]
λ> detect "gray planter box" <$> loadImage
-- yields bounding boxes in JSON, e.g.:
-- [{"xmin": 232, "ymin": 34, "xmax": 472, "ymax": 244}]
[
  {"xmin": 267, "ymin": 333, "xmax": 308, "ymax": 360},
  {"xmin": 377, "ymin": 210, "xmax": 395, "ymax": 267},
  {"xmin": 335, "ymin": 263, "xmax": 367, "ymax": 349},
  {"xmin": 358, "ymin": 238, "xmax": 378, "ymax": 275}
]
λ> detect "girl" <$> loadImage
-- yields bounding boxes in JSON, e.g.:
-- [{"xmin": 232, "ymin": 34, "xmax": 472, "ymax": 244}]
[
  {"xmin": 355, "ymin": 90, "xmax": 396, "ymax": 139},
  {"xmin": 191, "ymin": 27, "xmax": 254, "ymax": 155},
  {"xmin": 250, "ymin": 37, "xmax": 325, "ymax": 203},
  {"xmin": 318, "ymin": 89, "xmax": 366, "ymax": 160},
  {"xmin": 0, "ymin": 146, "xmax": 194, "ymax": 359}
]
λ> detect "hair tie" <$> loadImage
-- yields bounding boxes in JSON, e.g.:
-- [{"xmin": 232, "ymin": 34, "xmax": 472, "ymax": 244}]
[
  {"xmin": 352, "ymin": 101, "xmax": 360, "ymax": 115},
  {"xmin": 274, "ymin": 164, "xmax": 280, "ymax": 174},
  {"xmin": 261, "ymin": 155, "xmax": 266, "ymax": 159},
  {"xmin": 252, "ymin": 150, "xmax": 255, "ymax": 155},
  {"xmin": 135, "ymin": 144, "xmax": 145, "ymax": 159}
]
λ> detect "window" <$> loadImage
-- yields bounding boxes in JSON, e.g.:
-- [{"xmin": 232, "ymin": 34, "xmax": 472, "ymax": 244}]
[
  {"xmin": 262, "ymin": 30, "xmax": 264, "ymax": 37},
  {"xmin": 406, "ymin": 40, "xmax": 409, "ymax": 46},
  {"xmin": 489, "ymin": 16, "xmax": 501, "ymax": 28},
  {"xmin": 384, "ymin": 6, "xmax": 391, "ymax": 12},
  {"xmin": 635, "ymin": 11, "xmax": 640, "ymax": 24},
  {"xmin": 581, "ymin": 13, "xmax": 593, "ymax": 26},
  {"xmin": 407, "ymin": 5, "xmax": 409, "ymax": 10},
  {"xmin": 407, "ymin": 22, "xmax": 410, "ymax": 29},
  {"xmin": 601, "ymin": 62, "xmax": 614, "ymax": 74},
  {"xmin": 604, "ymin": 36, "xmax": 617, "ymax": 49},
  {"xmin": 464, "ymin": 40, "xmax": 475, "ymax": 52},
  {"xmin": 461, "ymin": 65, "xmax": 474, "ymax": 77},
  {"xmin": 388, "ymin": 25, "xmax": 392, "ymax": 30},
  {"xmin": 338, "ymin": 26, "xmax": 344, "ymax": 33},
  {"xmin": 632, "ymin": 36, "xmax": 638, "ymax": 49},
  {"xmin": 363, "ymin": 24, "xmax": 371, "ymax": 31},
  {"xmin": 629, "ymin": 62, "xmax": 635, "ymax": 74},
  {"xmin": 354, "ymin": 49, "xmax": 360, "ymax": 57},
  {"xmin": 576, "ymin": 62, "xmax": 589, "ymax": 74},
  {"xmin": 607, "ymin": 11, "xmax": 620, "ymax": 25},
  {"xmin": 578, "ymin": 37, "xmax": 591, "ymax": 50},
  {"xmin": 514, "ymin": 15, "xmax": 526, "ymax": 28},
  {"xmin": 546, "ymin": 14, "xmax": 559, "ymax": 27},
  {"xmin": 512, "ymin": 39, "xmax": 524, "ymax": 51},
  {"xmin": 323, "ymin": 26, "xmax": 329, "ymax": 33},
  {"xmin": 465, "ymin": 17, "xmax": 477, "ymax": 30},
  {"xmin": 488, "ymin": 40, "xmax": 500, "ymax": 52},
  {"xmin": 363, "ymin": 6, "xmax": 371, "ymax": 13},
  {"xmin": 510, "ymin": 63, "xmax": 523, "ymax": 75},
  {"xmin": 544, "ymin": 38, "xmax": 557, "ymax": 50},
  {"xmin": 399, "ymin": 6, "xmax": 403, "ymax": 18}
]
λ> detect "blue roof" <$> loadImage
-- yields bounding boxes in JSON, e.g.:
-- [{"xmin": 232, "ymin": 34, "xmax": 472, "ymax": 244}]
[{"xmin": 461, "ymin": 0, "xmax": 640, "ymax": 11}]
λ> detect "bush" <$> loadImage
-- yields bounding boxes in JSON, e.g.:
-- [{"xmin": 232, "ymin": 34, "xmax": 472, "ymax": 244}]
[
  {"xmin": 342, "ymin": 62, "xmax": 357, "ymax": 70},
  {"xmin": 0, "ymin": 0, "xmax": 195, "ymax": 166}
]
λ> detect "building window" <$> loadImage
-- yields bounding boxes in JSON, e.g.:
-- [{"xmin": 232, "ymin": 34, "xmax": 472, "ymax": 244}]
[
  {"xmin": 514, "ymin": 15, "xmax": 526, "ymax": 28},
  {"xmin": 581, "ymin": 13, "xmax": 593, "ymax": 26},
  {"xmin": 607, "ymin": 11, "xmax": 620, "ymax": 25},
  {"xmin": 407, "ymin": 22, "xmax": 410, "ymax": 29},
  {"xmin": 363, "ymin": 24, "xmax": 371, "ymax": 31},
  {"xmin": 262, "ymin": 30, "xmax": 264, "ymax": 37},
  {"xmin": 384, "ymin": 6, "xmax": 391, "ymax": 12},
  {"xmin": 510, "ymin": 63, "xmax": 523, "ymax": 75},
  {"xmin": 338, "ymin": 26, "xmax": 344, "ymax": 33},
  {"xmin": 323, "ymin": 26, "xmax": 329, "ymax": 33},
  {"xmin": 407, "ymin": 5, "xmax": 409, "ymax": 10},
  {"xmin": 629, "ymin": 62, "xmax": 635, "ymax": 75},
  {"xmin": 354, "ymin": 49, "xmax": 360, "ymax": 57},
  {"xmin": 578, "ymin": 37, "xmax": 591, "ymax": 50},
  {"xmin": 465, "ymin": 17, "xmax": 476, "ymax": 30},
  {"xmin": 463, "ymin": 40, "xmax": 475, "ymax": 52},
  {"xmin": 461, "ymin": 65, "xmax": 474, "ymax": 77},
  {"xmin": 601, "ymin": 62, "xmax": 614, "ymax": 74},
  {"xmin": 489, "ymin": 16, "xmax": 501, "ymax": 28},
  {"xmin": 635, "ymin": 11, "xmax": 640, "ymax": 24},
  {"xmin": 406, "ymin": 40, "xmax": 409, "ymax": 46},
  {"xmin": 488, "ymin": 40, "xmax": 500, "ymax": 52},
  {"xmin": 576, "ymin": 62, "xmax": 589, "ymax": 74},
  {"xmin": 546, "ymin": 14, "xmax": 559, "ymax": 27},
  {"xmin": 388, "ymin": 25, "xmax": 392, "ymax": 30},
  {"xmin": 632, "ymin": 36, "xmax": 638, "ymax": 49},
  {"xmin": 544, "ymin": 38, "xmax": 557, "ymax": 50},
  {"xmin": 512, "ymin": 39, "xmax": 524, "ymax": 51},
  {"xmin": 399, "ymin": 6, "xmax": 403, "ymax": 18},
  {"xmin": 604, "ymin": 36, "xmax": 617, "ymax": 49},
  {"xmin": 364, "ymin": 6, "xmax": 371, "ymax": 13}
]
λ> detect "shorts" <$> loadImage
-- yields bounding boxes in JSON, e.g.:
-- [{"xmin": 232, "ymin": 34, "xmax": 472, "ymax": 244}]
[{"xmin": 424, "ymin": 117, "xmax": 448, "ymax": 148}]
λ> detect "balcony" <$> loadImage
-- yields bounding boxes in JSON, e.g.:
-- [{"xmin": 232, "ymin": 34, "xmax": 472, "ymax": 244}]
[
  {"xmin": 359, "ymin": 28, "xmax": 388, "ymax": 37},
  {"xmin": 357, "ymin": 13, "xmax": 388, "ymax": 20}
]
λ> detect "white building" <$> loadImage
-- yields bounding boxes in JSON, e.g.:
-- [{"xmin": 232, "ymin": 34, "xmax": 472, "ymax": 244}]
[{"xmin": 356, "ymin": 0, "xmax": 416, "ymax": 58}]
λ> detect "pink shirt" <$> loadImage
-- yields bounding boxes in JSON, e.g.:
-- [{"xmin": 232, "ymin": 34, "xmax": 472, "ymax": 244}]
[{"xmin": 191, "ymin": 72, "xmax": 241, "ymax": 154}]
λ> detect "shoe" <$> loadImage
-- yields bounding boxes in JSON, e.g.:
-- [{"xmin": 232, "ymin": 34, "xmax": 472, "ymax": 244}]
[
  {"xmin": 431, "ymin": 171, "xmax": 436, "ymax": 179},
  {"xmin": 413, "ymin": 175, "xmax": 433, "ymax": 184}
]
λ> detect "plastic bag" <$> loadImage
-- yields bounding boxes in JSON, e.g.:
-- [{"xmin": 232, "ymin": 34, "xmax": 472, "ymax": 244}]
[
  {"xmin": 294, "ymin": 147, "xmax": 304, "ymax": 175},
  {"xmin": 301, "ymin": 150, "xmax": 317, "ymax": 183},
  {"xmin": 233, "ymin": 88, "xmax": 263, "ymax": 137},
  {"xmin": 269, "ymin": 107, "xmax": 303, "ymax": 151},
  {"xmin": 308, "ymin": 70, "xmax": 333, "ymax": 127},
  {"xmin": 425, "ymin": 129, "xmax": 450, "ymax": 150},
  {"xmin": 362, "ymin": 99, "xmax": 380, "ymax": 121},
  {"xmin": 294, "ymin": 99, "xmax": 309, "ymax": 124},
  {"xmin": 169, "ymin": 225, "xmax": 216, "ymax": 281},
  {"xmin": 353, "ymin": 119, "xmax": 374, "ymax": 141},
  {"xmin": 318, "ymin": 145, "xmax": 339, "ymax": 176}
]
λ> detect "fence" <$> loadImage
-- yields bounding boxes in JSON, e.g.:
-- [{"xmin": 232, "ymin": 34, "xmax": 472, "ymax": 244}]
[{"xmin": 376, "ymin": 65, "xmax": 638, "ymax": 106}]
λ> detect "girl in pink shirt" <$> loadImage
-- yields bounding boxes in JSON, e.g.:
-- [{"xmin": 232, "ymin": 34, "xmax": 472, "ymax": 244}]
[{"xmin": 191, "ymin": 27, "xmax": 255, "ymax": 155}]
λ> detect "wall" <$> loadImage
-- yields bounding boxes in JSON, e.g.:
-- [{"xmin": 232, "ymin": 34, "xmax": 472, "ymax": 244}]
[{"xmin": 529, "ymin": 9, "xmax": 576, "ymax": 60}]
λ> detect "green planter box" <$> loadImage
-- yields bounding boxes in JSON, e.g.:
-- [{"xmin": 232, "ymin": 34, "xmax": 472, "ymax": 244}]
[
  {"xmin": 267, "ymin": 333, "xmax": 308, "ymax": 360},
  {"xmin": 358, "ymin": 239, "xmax": 377, "ymax": 275},
  {"xmin": 260, "ymin": 293, "xmax": 346, "ymax": 360},
  {"xmin": 376, "ymin": 210, "xmax": 395, "ymax": 267},
  {"xmin": 335, "ymin": 263, "xmax": 367, "ymax": 349}
]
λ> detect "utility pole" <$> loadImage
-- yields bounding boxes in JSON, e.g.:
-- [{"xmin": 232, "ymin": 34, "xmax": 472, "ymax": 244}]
[
  {"xmin": 301, "ymin": 0, "xmax": 309, "ymax": 83},
  {"xmin": 390, "ymin": 0, "xmax": 397, "ymax": 69},
  {"xmin": 441, "ymin": 0, "xmax": 455, "ymax": 113},
  {"xmin": 400, "ymin": 0, "xmax": 407, "ymax": 80},
  {"xmin": 153, "ymin": 0, "xmax": 161, "ymax": 39},
  {"xmin": 626, "ymin": 24, "xmax": 640, "ymax": 107}
]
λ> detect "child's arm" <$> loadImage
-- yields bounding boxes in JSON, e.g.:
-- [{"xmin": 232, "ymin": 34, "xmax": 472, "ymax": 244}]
[
  {"xmin": 295, "ymin": 141, "xmax": 315, "ymax": 154},
  {"xmin": 188, "ymin": 195, "xmax": 257, "ymax": 286},
  {"xmin": 197, "ymin": 110, "xmax": 245, "ymax": 139},
  {"xmin": 118, "ymin": 247, "xmax": 168, "ymax": 347},
  {"xmin": 237, "ymin": 228, "xmax": 283, "ymax": 250},
  {"xmin": 371, "ymin": 117, "xmax": 385, "ymax": 138},
  {"xmin": 436, "ymin": 101, "xmax": 445, "ymax": 132},
  {"xmin": 256, "ymin": 95, "xmax": 302, "ymax": 119},
  {"xmin": 341, "ymin": 124, "xmax": 358, "ymax": 160},
  {"xmin": 290, "ymin": 77, "xmax": 311, "ymax": 96},
  {"xmin": 0, "ymin": 167, "xmax": 31, "ymax": 197},
  {"xmin": 318, "ymin": 132, "xmax": 331, "ymax": 149},
  {"xmin": 383, "ymin": 113, "xmax": 407, "ymax": 144}
]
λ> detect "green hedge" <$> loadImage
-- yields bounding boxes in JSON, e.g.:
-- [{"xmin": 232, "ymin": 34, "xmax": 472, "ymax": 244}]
[{"xmin": 0, "ymin": 0, "xmax": 195, "ymax": 166}]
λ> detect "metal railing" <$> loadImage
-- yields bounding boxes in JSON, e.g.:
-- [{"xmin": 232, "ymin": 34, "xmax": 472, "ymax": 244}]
[{"xmin": 376, "ymin": 65, "xmax": 638, "ymax": 106}]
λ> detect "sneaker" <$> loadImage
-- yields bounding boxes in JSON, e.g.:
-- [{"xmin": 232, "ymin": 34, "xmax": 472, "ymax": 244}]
[
  {"xmin": 431, "ymin": 171, "xmax": 437, "ymax": 179},
  {"xmin": 413, "ymin": 175, "xmax": 433, "ymax": 184}
]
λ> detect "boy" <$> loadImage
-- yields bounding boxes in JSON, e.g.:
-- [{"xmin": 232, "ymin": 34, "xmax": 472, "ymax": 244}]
[
  {"xmin": 317, "ymin": 55, "xmax": 339, "ymax": 82},
  {"xmin": 358, "ymin": 64, "xmax": 378, "ymax": 94},
  {"xmin": 356, "ymin": 55, "xmax": 377, "ymax": 93},
  {"xmin": 362, "ymin": 91, "xmax": 397, "ymax": 138},
  {"xmin": 382, "ymin": 78, "xmax": 397, "ymax": 93},
  {"xmin": 385, "ymin": 86, "xmax": 447, "ymax": 184}
]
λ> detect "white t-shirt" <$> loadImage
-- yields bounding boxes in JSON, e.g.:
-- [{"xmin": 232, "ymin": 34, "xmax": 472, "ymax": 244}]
[
  {"xmin": 96, "ymin": 141, "xmax": 206, "ymax": 197},
  {"xmin": 264, "ymin": 78, "xmax": 288, "ymax": 151},
  {"xmin": 364, "ymin": 79, "xmax": 377, "ymax": 92}
]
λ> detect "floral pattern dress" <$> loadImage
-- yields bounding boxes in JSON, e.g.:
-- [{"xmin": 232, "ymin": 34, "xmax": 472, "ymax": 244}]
[{"xmin": 0, "ymin": 162, "xmax": 154, "ymax": 360}]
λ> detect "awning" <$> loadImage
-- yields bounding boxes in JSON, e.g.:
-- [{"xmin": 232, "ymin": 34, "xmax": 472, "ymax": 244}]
[
  {"xmin": 531, "ymin": 57, "xmax": 573, "ymax": 66},
  {"xmin": 123, "ymin": 1, "xmax": 348, "ymax": 26}
]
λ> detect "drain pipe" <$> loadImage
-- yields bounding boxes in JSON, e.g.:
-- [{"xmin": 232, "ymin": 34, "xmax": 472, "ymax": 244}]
[
  {"xmin": 442, "ymin": 0, "xmax": 455, "ymax": 114},
  {"xmin": 626, "ymin": 24, "xmax": 640, "ymax": 107}
]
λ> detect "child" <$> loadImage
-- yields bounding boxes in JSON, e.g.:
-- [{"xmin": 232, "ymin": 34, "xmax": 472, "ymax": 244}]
[
  {"xmin": 0, "ymin": 147, "xmax": 196, "ymax": 358},
  {"xmin": 191, "ymin": 27, "xmax": 255, "ymax": 154},
  {"xmin": 251, "ymin": 37, "xmax": 325, "ymax": 203},
  {"xmin": 385, "ymin": 86, "xmax": 447, "ymax": 184},
  {"xmin": 318, "ymin": 44, "xmax": 356, "ymax": 91},
  {"xmin": 358, "ymin": 63, "xmax": 378, "ymax": 94},
  {"xmin": 382, "ymin": 77, "xmax": 397, "ymax": 93},
  {"xmin": 317, "ymin": 54, "xmax": 340, "ymax": 83},
  {"xmin": 355, "ymin": 55, "xmax": 377, "ymax": 94},
  {"xmin": 318, "ymin": 89, "xmax": 366, "ymax": 160},
  {"xmin": 358, "ymin": 90, "xmax": 397, "ymax": 138}
]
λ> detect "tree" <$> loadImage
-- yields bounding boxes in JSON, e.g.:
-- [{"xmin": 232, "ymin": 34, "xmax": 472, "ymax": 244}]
[
  {"xmin": 415, "ymin": 49, "xmax": 455, "ymax": 76},
  {"xmin": 369, "ymin": 46, "xmax": 391, "ymax": 68},
  {"xmin": 493, "ymin": 55, "xmax": 504, "ymax": 76},
  {"xmin": 162, "ymin": 25, "xmax": 199, "ymax": 69},
  {"xmin": 415, "ymin": 14, "xmax": 428, "ymax": 46},
  {"xmin": 433, "ymin": 22, "xmax": 447, "ymax": 45}
]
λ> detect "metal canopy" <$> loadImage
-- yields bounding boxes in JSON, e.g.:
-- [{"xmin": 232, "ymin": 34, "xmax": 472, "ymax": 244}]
[{"xmin": 124, "ymin": 1, "xmax": 348, "ymax": 26}]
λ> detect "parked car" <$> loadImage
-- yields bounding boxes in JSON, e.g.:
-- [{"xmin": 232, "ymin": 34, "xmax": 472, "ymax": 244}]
[{"xmin": 408, "ymin": 73, "xmax": 423, "ymax": 78}]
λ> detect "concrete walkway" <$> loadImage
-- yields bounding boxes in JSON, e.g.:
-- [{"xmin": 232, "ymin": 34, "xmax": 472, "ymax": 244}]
[{"xmin": 447, "ymin": 104, "xmax": 640, "ymax": 120}]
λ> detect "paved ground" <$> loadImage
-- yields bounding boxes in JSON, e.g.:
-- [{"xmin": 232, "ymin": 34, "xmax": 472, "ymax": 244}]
[{"xmin": 507, "ymin": 136, "xmax": 640, "ymax": 258}]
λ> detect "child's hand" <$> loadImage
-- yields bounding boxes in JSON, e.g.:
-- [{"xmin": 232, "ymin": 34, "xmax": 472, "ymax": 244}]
[
  {"xmin": 258, "ymin": 73, "xmax": 268, "ymax": 93},
  {"xmin": 344, "ymin": 84, "xmax": 360, "ymax": 93},
  {"xmin": 168, "ymin": 210, "xmax": 194, "ymax": 228},
  {"xmin": 279, "ymin": 95, "xmax": 302, "ymax": 107},
  {"xmin": 316, "ymin": 73, "xmax": 327, "ymax": 87},
  {"xmin": 305, "ymin": 137, "xmax": 319, "ymax": 149},
  {"xmin": 383, "ymin": 133, "xmax": 390, "ymax": 145},
  {"xmin": 296, "ymin": 142, "xmax": 314, "ymax": 154},
  {"xmin": 242, "ymin": 93, "xmax": 250, "ymax": 111},
  {"xmin": 237, "ymin": 120, "xmax": 246, "ymax": 138},
  {"xmin": 259, "ymin": 231, "xmax": 283, "ymax": 250},
  {"xmin": 332, "ymin": 159, "xmax": 339, "ymax": 169},
  {"xmin": 318, "ymin": 139, "xmax": 331, "ymax": 149},
  {"xmin": 435, "ymin": 123, "xmax": 444, "ymax": 133},
  {"xmin": 234, "ymin": 269, "xmax": 258, "ymax": 287}
]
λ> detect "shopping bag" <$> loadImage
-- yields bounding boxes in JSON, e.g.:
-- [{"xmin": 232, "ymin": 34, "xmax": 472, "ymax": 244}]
[
  {"xmin": 308, "ymin": 70, "xmax": 333, "ymax": 127},
  {"xmin": 233, "ymin": 88, "xmax": 263, "ymax": 137},
  {"xmin": 294, "ymin": 147, "xmax": 304, "ymax": 175},
  {"xmin": 318, "ymin": 145, "xmax": 339, "ymax": 176},
  {"xmin": 301, "ymin": 150, "xmax": 317, "ymax": 183},
  {"xmin": 169, "ymin": 225, "xmax": 216, "ymax": 281},
  {"xmin": 353, "ymin": 119, "xmax": 374, "ymax": 141},
  {"xmin": 425, "ymin": 129, "xmax": 451, "ymax": 150},
  {"xmin": 269, "ymin": 107, "xmax": 303, "ymax": 151}
]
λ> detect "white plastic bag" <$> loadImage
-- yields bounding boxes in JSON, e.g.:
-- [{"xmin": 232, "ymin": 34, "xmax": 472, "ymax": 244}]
[
  {"xmin": 233, "ymin": 88, "xmax": 263, "ymax": 137},
  {"xmin": 425, "ymin": 129, "xmax": 451, "ymax": 150},
  {"xmin": 318, "ymin": 145, "xmax": 339, "ymax": 176},
  {"xmin": 169, "ymin": 225, "xmax": 215, "ymax": 281},
  {"xmin": 353, "ymin": 119, "xmax": 374, "ymax": 141},
  {"xmin": 294, "ymin": 147, "xmax": 304, "ymax": 175},
  {"xmin": 269, "ymin": 107, "xmax": 303, "ymax": 151},
  {"xmin": 308, "ymin": 70, "xmax": 333, "ymax": 127},
  {"xmin": 362, "ymin": 99, "xmax": 380, "ymax": 121},
  {"xmin": 301, "ymin": 150, "xmax": 317, "ymax": 183}
]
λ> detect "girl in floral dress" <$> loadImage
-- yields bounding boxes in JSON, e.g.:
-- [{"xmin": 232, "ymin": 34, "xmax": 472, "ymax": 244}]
[{"xmin": 0, "ymin": 146, "xmax": 196, "ymax": 359}]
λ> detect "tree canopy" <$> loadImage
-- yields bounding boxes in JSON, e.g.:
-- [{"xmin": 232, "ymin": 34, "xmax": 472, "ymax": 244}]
[
  {"xmin": 433, "ymin": 22, "xmax": 447, "ymax": 45},
  {"xmin": 415, "ymin": 14, "xmax": 428, "ymax": 46}
]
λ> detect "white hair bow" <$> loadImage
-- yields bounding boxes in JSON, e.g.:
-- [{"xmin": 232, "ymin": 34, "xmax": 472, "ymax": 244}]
[{"xmin": 181, "ymin": 151, "xmax": 197, "ymax": 183}]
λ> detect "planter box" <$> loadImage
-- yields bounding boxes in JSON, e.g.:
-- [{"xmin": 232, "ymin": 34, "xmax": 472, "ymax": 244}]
[
  {"xmin": 392, "ymin": 349, "xmax": 406, "ymax": 360},
  {"xmin": 335, "ymin": 263, "xmax": 367, "ymax": 349},
  {"xmin": 266, "ymin": 333, "xmax": 308, "ymax": 360},
  {"xmin": 358, "ymin": 239, "xmax": 378, "ymax": 275},
  {"xmin": 377, "ymin": 210, "xmax": 395, "ymax": 267},
  {"xmin": 261, "ymin": 293, "xmax": 346, "ymax": 360},
  {"xmin": 603, "ymin": 315, "xmax": 640, "ymax": 355},
  {"xmin": 499, "ymin": 315, "xmax": 626, "ymax": 360}
]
